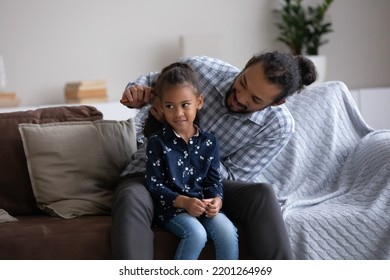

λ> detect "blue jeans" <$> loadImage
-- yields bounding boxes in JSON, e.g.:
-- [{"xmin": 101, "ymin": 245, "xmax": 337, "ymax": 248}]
[{"xmin": 163, "ymin": 212, "xmax": 238, "ymax": 260}]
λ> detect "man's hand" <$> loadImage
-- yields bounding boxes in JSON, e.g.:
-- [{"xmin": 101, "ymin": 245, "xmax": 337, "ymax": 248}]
[
  {"xmin": 203, "ymin": 197, "xmax": 223, "ymax": 218},
  {"xmin": 120, "ymin": 85, "xmax": 154, "ymax": 109}
]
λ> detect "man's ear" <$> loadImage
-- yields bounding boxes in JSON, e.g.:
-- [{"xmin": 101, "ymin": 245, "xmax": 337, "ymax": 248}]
[
  {"xmin": 197, "ymin": 94, "xmax": 205, "ymax": 109},
  {"xmin": 271, "ymin": 98, "xmax": 286, "ymax": 106}
]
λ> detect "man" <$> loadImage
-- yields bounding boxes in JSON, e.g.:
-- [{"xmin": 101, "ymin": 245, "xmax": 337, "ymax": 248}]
[{"xmin": 111, "ymin": 51, "xmax": 317, "ymax": 259}]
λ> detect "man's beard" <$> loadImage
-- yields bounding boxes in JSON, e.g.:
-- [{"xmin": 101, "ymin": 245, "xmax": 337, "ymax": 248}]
[{"xmin": 225, "ymin": 87, "xmax": 249, "ymax": 113}]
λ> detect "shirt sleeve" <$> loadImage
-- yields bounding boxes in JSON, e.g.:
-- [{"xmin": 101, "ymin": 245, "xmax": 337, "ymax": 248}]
[
  {"xmin": 145, "ymin": 136, "xmax": 179, "ymax": 207},
  {"xmin": 126, "ymin": 71, "xmax": 159, "ymax": 89},
  {"xmin": 125, "ymin": 71, "xmax": 159, "ymax": 143},
  {"xmin": 202, "ymin": 138, "xmax": 224, "ymax": 200}
]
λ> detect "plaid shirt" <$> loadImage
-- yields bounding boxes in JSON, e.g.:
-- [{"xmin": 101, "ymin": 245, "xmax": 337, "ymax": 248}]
[{"xmin": 121, "ymin": 56, "xmax": 294, "ymax": 182}]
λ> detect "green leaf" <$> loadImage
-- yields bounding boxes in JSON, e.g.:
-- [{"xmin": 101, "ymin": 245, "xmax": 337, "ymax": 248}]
[{"xmin": 273, "ymin": 0, "xmax": 334, "ymax": 55}]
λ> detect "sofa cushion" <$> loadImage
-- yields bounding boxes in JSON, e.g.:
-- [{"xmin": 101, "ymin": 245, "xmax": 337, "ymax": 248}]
[
  {"xmin": 0, "ymin": 215, "xmax": 112, "ymax": 259},
  {"xmin": 18, "ymin": 119, "xmax": 137, "ymax": 219},
  {"xmin": 0, "ymin": 106, "xmax": 103, "ymax": 216},
  {"xmin": 0, "ymin": 209, "xmax": 18, "ymax": 223},
  {"xmin": 0, "ymin": 215, "xmax": 251, "ymax": 260}
]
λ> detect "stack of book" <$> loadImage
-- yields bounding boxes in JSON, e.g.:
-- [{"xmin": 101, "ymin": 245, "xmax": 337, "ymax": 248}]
[
  {"xmin": 64, "ymin": 80, "xmax": 107, "ymax": 104},
  {"xmin": 0, "ymin": 92, "xmax": 20, "ymax": 107}
]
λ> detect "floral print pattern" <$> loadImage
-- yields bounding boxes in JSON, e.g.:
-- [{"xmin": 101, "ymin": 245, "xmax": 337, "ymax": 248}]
[{"xmin": 146, "ymin": 124, "xmax": 223, "ymax": 225}]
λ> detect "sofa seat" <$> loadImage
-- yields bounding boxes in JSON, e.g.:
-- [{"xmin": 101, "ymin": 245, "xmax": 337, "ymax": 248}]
[
  {"xmin": 0, "ymin": 215, "xmax": 250, "ymax": 260},
  {"xmin": 0, "ymin": 215, "xmax": 112, "ymax": 260}
]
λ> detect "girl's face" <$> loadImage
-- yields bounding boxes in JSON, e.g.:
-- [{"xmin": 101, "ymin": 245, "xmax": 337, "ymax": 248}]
[{"xmin": 160, "ymin": 84, "xmax": 203, "ymax": 134}]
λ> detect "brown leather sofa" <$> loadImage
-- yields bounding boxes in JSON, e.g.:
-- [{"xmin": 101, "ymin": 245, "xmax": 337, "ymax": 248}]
[{"xmin": 0, "ymin": 105, "xmax": 250, "ymax": 260}]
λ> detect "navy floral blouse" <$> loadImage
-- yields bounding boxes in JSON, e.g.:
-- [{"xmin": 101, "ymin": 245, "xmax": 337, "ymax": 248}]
[{"xmin": 146, "ymin": 124, "xmax": 223, "ymax": 226}]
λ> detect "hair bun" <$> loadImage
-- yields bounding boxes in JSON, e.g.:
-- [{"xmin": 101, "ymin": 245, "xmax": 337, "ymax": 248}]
[{"xmin": 297, "ymin": 56, "xmax": 318, "ymax": 87}]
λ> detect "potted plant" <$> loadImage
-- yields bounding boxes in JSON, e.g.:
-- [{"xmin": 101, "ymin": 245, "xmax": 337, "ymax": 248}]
[{"xmin": 273, "ymin": 0, "xmax": 334, "ymax": 82}]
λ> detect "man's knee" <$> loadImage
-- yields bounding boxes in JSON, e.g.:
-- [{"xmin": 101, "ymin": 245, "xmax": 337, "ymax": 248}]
[
  {"xmin": 112, "ymin": 176, "xmax": 153, "ymax": 219},
  {"xmin": 241, "ymin": 182, "xmax": 276, "ymax": 204},
  {"xmin": 222, "ymin": 181, "xmax": 277, "ymax": 218},
  {"xmin": 115, "ymin": 184, "xmax": 151, "ymax": 204}
]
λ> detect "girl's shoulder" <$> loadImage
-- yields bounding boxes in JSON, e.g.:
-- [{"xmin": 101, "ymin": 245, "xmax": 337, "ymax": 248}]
[
  {"xmin": 146, "ymin": 130, "xmax": 164, "ymax": 146},
  {"xmin": 198, "ymin": 129, "xmax": 219, "ymax": 146},
  {"xmin": 147, "ymin": 126, "xmax": 175, "ymax": 146}
]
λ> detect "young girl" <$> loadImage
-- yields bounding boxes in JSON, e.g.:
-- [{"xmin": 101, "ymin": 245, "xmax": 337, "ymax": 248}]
[{"xmin": 145, "ymin": 62, "xmax": 238, "ymax": 260}]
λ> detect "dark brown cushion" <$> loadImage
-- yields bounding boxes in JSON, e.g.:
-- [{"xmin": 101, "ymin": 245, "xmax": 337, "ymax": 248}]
[
  {"xmin": 0, "ymin": 215, "xmax": 112, "ymax": 259},
  {"xmin": 0, "ymin": 106, "xmax": 103, "ymax": 216}
]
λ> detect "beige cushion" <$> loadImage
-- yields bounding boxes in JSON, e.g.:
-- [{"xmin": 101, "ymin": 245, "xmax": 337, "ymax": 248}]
[
  {"xmin": 0, "ymin": 209, "xmax": 18, "ymax": 223},
  {"xmin": 18, "ymin": 119, "xmax": 137, "ymax": 219}
]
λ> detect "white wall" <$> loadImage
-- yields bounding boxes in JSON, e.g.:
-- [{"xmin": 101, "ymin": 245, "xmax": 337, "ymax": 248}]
[
  {"xmin": 355, "ymin": 87, "xmax": 390, "ymax": 130},
  {"xmin": 0, "ymin": 0, "xmax": 390, "ymax": 106},
  {"xmin": 322, "ymin": 0, "xmax": 390, "ymax": 89}
]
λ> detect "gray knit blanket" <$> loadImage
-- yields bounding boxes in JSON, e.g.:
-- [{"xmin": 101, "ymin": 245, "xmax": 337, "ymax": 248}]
[{"xmin": 258, "ymin": 81, "xmax": 390, "ymax": 259}]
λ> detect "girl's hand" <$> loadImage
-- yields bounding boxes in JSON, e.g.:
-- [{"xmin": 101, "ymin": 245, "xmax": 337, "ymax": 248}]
[
  {"xmin": 174, "ymin": 196, "xmax": 207, "ymax": 217},
  {"xmin": 203, "ymin": 197, "xmax": 222, "ymax": 218},
  {"xmin": 184, "ymin": 197, "xmax": 207, "ymax": 217},
  {"xmin": 120, "ymin": 85, "xmax": 154, "ymax": 108}
]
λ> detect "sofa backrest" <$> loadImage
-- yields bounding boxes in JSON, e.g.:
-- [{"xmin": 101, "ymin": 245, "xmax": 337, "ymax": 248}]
[{"xmin": 0, "ymin": 105, "xmax": 103, "ymax": 216}]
